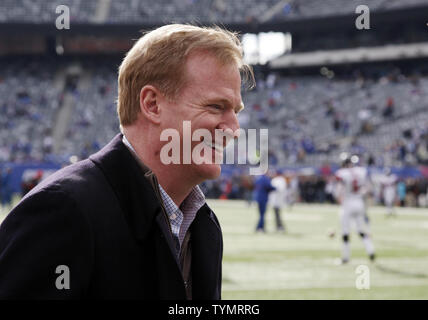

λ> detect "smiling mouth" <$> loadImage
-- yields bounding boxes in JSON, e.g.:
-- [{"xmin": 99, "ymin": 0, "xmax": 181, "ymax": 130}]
[{"xmin": 203, "ymin": 140, "xmax": 224, "ymax": 154}]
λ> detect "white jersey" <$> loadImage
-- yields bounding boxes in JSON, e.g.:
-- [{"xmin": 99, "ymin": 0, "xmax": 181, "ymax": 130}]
[
  {"xmin": 287, "ymin": 176, "xmax": 298, "ymax": 203},
  {"xmin": 269, "ymin": 176, "xmax": 287, "ymax": 208},
  {"xmin": 335, "ymin": 166, "xmax": 369, "ymax": 202},
  {"xmin": 380, "ymin": 174, "xmax": 397, "ymax": 201},
  {"xmin": 335, "ymin": 166, "xmax": 370, "ymax": 235}
]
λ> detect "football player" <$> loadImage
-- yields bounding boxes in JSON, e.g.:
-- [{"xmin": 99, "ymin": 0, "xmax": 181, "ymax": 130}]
[
  {"xmin": 380, "ymin": 167, "xmax": 397, "ymax": 217},
  {"xmin": 335, "ymin": 155, "xmax": 375, "ymax": 264}
]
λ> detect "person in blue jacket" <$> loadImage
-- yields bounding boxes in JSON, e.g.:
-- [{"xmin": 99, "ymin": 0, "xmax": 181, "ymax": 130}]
[{"xmin": 254, "ymin": 173, "xmax": 275, "ymax": 232}]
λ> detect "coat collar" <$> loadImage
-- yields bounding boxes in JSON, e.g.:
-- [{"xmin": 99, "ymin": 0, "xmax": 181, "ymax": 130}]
[{"xmin": 89, "ymin": 133, "xmax": 162, "ymax": 243}]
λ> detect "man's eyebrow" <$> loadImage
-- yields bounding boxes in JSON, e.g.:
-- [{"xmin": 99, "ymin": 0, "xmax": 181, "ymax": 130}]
[{"xmin": 204, "ymin": 98, "xmax": 244, "ymax": 113}]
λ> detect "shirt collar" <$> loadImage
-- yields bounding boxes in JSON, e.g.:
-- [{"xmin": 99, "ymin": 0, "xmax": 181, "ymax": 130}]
[
  {"xmin": 122, "ymin": 134, "xmax": 206, "ymax": 211},
  {"xmin": 122, "ymin": 134, "xmax": 137, "ymax": 154}
]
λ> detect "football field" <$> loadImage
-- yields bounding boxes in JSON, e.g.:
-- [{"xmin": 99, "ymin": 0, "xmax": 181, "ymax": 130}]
[
  {"xmin": 207, "ymin": 200, "xmax": 428, "ymax": 300},
  {"xmin": 1, "ymin": 199, "xmax": 427, "ymax": 299}
]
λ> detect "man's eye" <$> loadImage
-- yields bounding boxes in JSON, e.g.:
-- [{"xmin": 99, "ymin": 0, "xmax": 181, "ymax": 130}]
[{"xmin": 208, "ymin": 104, "xmax": 223, "ymax": 110}]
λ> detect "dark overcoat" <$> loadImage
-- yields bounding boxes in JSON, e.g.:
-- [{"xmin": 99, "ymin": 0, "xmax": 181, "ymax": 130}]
[{"xmin": 0, "ymin": 134, "xmax": 223, "ymax": 299}]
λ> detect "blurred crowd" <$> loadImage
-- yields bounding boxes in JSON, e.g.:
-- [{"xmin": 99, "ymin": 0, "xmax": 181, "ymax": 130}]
[
  {"xmin": 200, "ymin": 170, "xmax": 428, "ymax": 208},
  {"xmin": 0, "ymin": 58, "xmax": 61, "ymax": 163},
  {"xmin": 243, "ymin": 67, "xmax": 428, "ymax": 168},
  {"xmin": 1, "ymin": 58, "xmax": 428, "ymax": 168},
  {"xmin": 1, "ymin": 0, "xmax": 426, "ymax": 25}
]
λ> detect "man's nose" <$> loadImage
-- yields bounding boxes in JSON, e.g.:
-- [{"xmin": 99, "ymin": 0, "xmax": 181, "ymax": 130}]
[{"xmin": 220, "ymin": 108, "xmax": 240, "ymax": 136}]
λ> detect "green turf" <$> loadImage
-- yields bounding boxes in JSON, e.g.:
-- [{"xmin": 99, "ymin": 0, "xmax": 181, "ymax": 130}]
[
  {"xmin": 1, "ymin": 198, "xmax": 427, "ymax": 299},
  {"xmin": 206, "ymin": 200, "xmax": 428, "ymax": 300}
]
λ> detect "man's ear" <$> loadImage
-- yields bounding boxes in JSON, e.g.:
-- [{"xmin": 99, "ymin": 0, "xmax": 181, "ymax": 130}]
[{"xmin": 139, "ymin": 85, "xmax": 162, "ymax": 124}]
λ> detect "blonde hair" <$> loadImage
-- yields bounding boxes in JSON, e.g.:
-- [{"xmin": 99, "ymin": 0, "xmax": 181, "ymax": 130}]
[{"xmin": 117, "ymin": 24, "xmax": 254, "ymax": 126}]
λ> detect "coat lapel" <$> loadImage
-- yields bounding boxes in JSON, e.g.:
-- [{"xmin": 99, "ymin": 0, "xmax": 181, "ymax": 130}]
[
  {"xmin": 89, "ymin": 134, "xmax": 159, "ymax": 242},
  {"xmin": 89, "ymin": 133, "xmax": 181, "ymax": 270},
  {"xmin": 191, "ymin": 204, "xmax": 223, "ymax": 299}
]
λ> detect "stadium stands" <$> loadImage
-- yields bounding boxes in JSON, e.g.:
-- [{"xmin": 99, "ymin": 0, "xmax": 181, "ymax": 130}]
[
  {"xmin": 244, "ymin": 69, "xmax": 428, "ymax": 167},
  {"xmin": 0, "ymin": 57, "xmax": 62, "ymax": 163},
  {"xmin": 1, "ymin": 56, "xmax": 427, "ymax": 170},
  {"xmin": 1, "ymin": 0, "xmax": 427, "ymax": 25},
  {"xmin": 0, "ymin": 0, "xmax": 97, "ymax": 24},
  {"xmin": 0, "ymin": 0, "xmax": 427, "ymax": 204}
]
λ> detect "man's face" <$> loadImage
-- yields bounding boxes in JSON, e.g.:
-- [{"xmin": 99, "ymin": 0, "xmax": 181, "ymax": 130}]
[{"xmin": 159, "ymin": 51, "xmax": 243, "ymax": 182}]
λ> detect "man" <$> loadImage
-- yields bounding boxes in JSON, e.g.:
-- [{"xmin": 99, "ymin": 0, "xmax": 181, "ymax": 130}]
[
  {"xmin": 254, "ymin": 173, "xmax": 275, "ymax": 232},
  {"xmin": 397, "ymin": 178, "xmax": 406, "ymax": 207},
  {"xmin": 0, "ymin": 24, "xmax": 253, "ymax": 299},
  {"xmin": 240, "ymin": 175, "xmax": 254, "ymax": 207},
  {"xmin": 285, "ymin": 172, "xmax": 298, "ymax": 211},
  {"xmin": 379, "ymin": 168, "xmax": 397, "ymax": 217},
  {"xmin": 269, "ymin": 170, "xmax": 286, "ymax": 232},
  {"xmin": 334, "ymin": 156, "xmax": 375, "ymax": 264}
]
